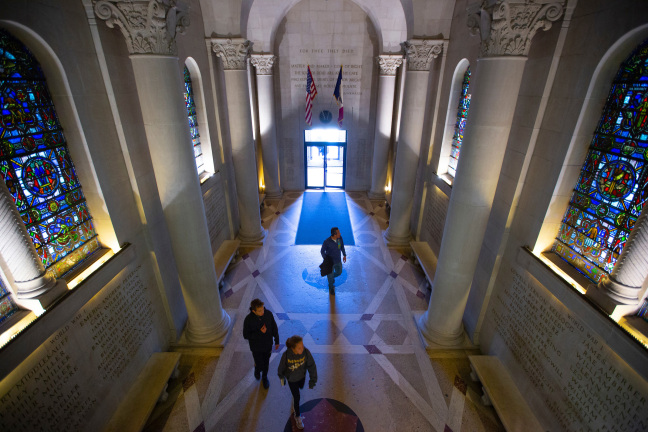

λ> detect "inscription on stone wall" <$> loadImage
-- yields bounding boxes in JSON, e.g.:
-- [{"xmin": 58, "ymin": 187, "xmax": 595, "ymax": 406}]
[
  {"xmin": 490, "ymin": 268, "xmax": 648, "ymax": 431},
  {"xmin": 0, "ymin": 265, "xmax": 156, "ymax": 431},
  {"xmin": 422, "ymin": 184, "xmax": 449, "ymax": 253},
  {"xmin": 290, "ymin": 57, "xmax": 363, "ymax": 96},
  {"xmin": 203, "ymin": 175, "xmax": 227, "ymax": 251}
]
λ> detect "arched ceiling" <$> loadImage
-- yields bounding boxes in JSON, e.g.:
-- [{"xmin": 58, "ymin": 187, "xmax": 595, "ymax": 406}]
[{"xmin": 241, "ymin": 0, "xmax": 409, "ymax": 53}]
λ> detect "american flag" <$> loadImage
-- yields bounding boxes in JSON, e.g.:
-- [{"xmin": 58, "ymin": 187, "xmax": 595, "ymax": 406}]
[{"xmin": 305, "ymin": 65, "xmax": 317, "ymax": 126}]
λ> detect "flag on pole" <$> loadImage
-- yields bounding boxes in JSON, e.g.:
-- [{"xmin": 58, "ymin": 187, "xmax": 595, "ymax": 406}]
[
  {"xmin": 333, "ymin": 65, "xmax": 343, "ymax": 127},
  {"xmin": 305, "ymin": 65, "xmax": 318, "ymax": 126}
]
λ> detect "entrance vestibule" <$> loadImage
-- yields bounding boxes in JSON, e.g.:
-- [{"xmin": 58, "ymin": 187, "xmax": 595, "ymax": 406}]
[{"xmin": 304, "ymin": 129, "xmax": 347, "ymax": 189}]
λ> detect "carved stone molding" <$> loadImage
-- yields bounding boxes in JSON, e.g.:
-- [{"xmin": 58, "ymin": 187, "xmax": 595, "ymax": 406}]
[
  {"xmin": 93, "ymin": 0, "xmax": 189, "ymax": 56},
  {"xmin": 212, "ymin": 38, "xmax": 252, "ymax": 70},
  {"xmin": 467, "ymin": 0, "xmax": 565, "ymax": 57},
  {"xmin": 376, "ymin": 55, "xmax": 403, "ymax": 76},
  {"xmin": 401, "ymin": 39, "xmax": 443, "ymax": 71},
  {"xmin": 250, "ymin": 54, "xmax": 276, "ymax": 75}
]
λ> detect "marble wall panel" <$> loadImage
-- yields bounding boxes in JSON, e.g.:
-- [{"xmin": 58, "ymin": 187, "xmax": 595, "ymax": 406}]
[
  {"xmin": 482, "ymin": 264, "xmax": 648, "ymax": 431},
  {"xmin": 0, "ymin": 262, "xmax": 168, "ymax": 431}
]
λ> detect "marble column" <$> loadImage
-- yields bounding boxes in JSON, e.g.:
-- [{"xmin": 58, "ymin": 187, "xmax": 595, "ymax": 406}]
[
  {"xmin": 212, "ymin": 39, "xmax": 266, "ymax": 244},
  {"xmin": 368, "ymin": 55, "xmax": 403, "ymax": 200},
  {"xmin": 419, "ymin": 0, "xmax": 566, "ymax": 346},
  {"xmin": 94, "ymin": 0, "xmax": 230, "ymax": 343},
  {"xmin": 587, "ymin": 205, "xmax": 648, "ymax": 316},
  {"xmin": 384, "ymin": 40, "xmax": 442, "ymax": 245},
  {"xmin": 0, "ymin": 179, "xmax": 66, "ymax": 307},
  {"xmin": 250, "ymin": 54, "xmax": 282, "ymax": 198}
]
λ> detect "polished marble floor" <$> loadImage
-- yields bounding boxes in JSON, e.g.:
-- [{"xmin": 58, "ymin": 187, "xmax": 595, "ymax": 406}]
[{"xmin": 145, "ymin": 191, "xmax": 504, "ymax": 432}]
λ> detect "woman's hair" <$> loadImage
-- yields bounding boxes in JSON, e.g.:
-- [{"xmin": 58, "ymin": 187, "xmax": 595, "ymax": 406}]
[
  {"xmin": 286, "ymin": 335, "xmax": 303, "ymax": 350},
  {"xmin": 249, "ymin": 298, "xmax": 264, "ymax": 312}
]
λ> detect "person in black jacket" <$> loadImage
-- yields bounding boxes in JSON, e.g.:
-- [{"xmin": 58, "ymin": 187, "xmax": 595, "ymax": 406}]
[{"xmin": 243, "ymin": 299, "xmax": 279, "ymax": 389}]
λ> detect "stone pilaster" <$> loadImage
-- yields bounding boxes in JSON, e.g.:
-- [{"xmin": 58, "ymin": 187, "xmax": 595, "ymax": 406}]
[
  {"xmin": 368, "ymin": 54, "xmax": 403, "ymax": 200},
  {"xmin": 418, "ymin": 0, "xmax": 566, "ymax": 347},
  {"xmin": 384, "ymin": 40, "xmax": 442, "ymax": 245},
  {"xmin": 251, "ymin": 54, "xmax": 282, "ymax": 198},
  {"xmin": 212, "ymin": 39, "xmax": 266, "ymax": 244}
]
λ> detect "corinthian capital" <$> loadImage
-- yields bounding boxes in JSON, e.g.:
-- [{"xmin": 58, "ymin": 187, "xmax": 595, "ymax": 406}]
[
  {"xmin": 467, "ymin": 0, "xmax": 565, "ymax": 57},
  {"xmin": 401, "ymin": 39, "xmax": 443, "ymax": 71},
  {"xmin": 250, "ymin": 54, "xmax": 276, "ymax": 75},
  {"xmin": 93, "ymin": 0, "xmax": 189, "ymax": 55},
  {"xmin": 212, "ymin": 38, "xmax": 252, "ymax": 70},
  {"xmin": 376, "ymin": 55, "xmax": 403, "ymax": 76}
]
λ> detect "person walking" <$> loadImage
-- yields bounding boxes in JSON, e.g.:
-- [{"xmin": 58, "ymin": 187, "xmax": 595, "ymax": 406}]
[
  {"xmin": 243, "ymin": 299, "xmax": 279, "ymax": 389},
  {"xmin": 277, "ymin": 335, "xmax": 318, "ymax": 430},
  {"xmin": 320, "ymin": 226, "xmax": 347, "ymax": 295}
]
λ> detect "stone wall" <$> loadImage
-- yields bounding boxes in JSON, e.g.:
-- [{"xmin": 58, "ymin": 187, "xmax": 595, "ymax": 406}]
[
  {"xmin": 0, "ymin": 259, "xmax": 169, "ymax": 431},
  {"xmin": 275, "ymin": 0, "xmax": 378, "ymax": 191},
  {"xmin": 481, "ymin": 258, "xmax": 648, "ymax": 431}
]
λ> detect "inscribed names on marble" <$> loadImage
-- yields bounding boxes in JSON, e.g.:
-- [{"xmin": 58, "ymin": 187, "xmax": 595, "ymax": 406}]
[
  {"xmin": 490, "ymin": 268, "xmax": 648, "ymax": 431},
  {"xmin": 422, "ymin": 184, "xmax": 449, "ymax": 253},
  {"xmin": 0, "ymin": 265, "xmax": 158, "ymax": 431},
  {"xmin": 203, "ymin": 174, "xmax": 227, "ymax": 251}
]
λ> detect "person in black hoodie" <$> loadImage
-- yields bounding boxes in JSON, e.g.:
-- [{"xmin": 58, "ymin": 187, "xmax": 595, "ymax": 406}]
[
  {"xmin": 277, "ymin": 335, "xmax": 317, "ymax": 430},
  {"xmin": 243, "ymin": 299, "xmax": 279, "ymax": 389}
]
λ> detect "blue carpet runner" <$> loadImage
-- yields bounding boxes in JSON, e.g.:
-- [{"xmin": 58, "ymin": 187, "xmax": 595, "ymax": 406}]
[{"xmin": 295, "ymin": 191, "xmax": 355, "ymax": 246}]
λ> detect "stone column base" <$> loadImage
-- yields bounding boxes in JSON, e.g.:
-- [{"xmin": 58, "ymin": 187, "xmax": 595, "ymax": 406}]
[
  {"xmin": 15, "ymin": 279, "xmax": 68, "ymax": 313},
  {"xmin": 367, "ymin": 191, "xmax": 386, "ymax": 200},
  {"xmin": 185, "ymin": 311, "xmax": 232, "ymax": 344},
  {"xmin": 586, "ymin": 282, "xmax": 641, "ymax": 320},
  {"xmin": 265, "ymin": 189, "xmax": 283, "ymax": 199},
  {"xmin": 239, "ymin": 229, "xmax": 267, "ymax": 246},
  {"xmin": 417, "ymin": 311, "xmax": 469, "ymax": 349},
  {"xmin": 383, "ymin": 228, "xmax": 411, "ymax": 248}
]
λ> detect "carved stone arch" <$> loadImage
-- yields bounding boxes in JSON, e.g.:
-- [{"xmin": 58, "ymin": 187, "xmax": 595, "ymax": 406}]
[
  {"xmin": 0, "ymin": 20, "xmax": 119, "ymax": 251},
  {"xmin": 243, "ymin": 0, "xmax": 408, "ymax": 53}
]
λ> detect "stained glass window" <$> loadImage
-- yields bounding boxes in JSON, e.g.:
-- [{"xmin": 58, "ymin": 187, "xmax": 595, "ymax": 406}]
[
  {"xmin": 183, "ymin": 66, "xmax": 204, "ymax": 174},
  {"xmin": 448, "ymin": 67, "xmax": 471, "ymax": 178},
  {"xmin": 0, "ymin": 276, "xmax": 17, "ymax": 325},
  {"xmin": 552, "ymin": 39, "xmax": 648, "ymax": 283},
  {"xmin": 0, "ymin": 29, "xmax": 100, "ymax": 279}
]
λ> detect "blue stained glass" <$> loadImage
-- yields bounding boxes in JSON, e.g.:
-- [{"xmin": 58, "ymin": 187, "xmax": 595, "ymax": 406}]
[
  {"xmin": 183, "ymin": 66, "xmax": 204, "ymax": 174},
  {"xmin": 553, "ymin": 39, "xmax": 648, "ymax": 283},
  {"xmin": 0, "ymin": 29, "xmax": 100, "ymax": 278},
  {"xmin": 448, "ymin": 67, "xmax": 471, "ymax": 178},
  {"xmin": 0, "ymin": 277, "xmax": 17, "ymax": 325}
]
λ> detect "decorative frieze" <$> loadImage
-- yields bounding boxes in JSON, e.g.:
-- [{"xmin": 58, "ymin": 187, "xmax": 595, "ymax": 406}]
[
  {"xmin": 212, "ymin": 38, "xmax": 253, "ymax": 70},
  {"xmin": 376, "ymin": 54, "xmax": 403, "ymax": 76},
  {"xmin": 93, "ymin": 0, "xmax": 189, "ymax": 56},
  {"xmin": 250, "ymin": 54, "xmax": 276, "ymax": 75},
  {"xmin": 467, "ymin": 0, "xmax": 565, "ymax": 57},
  {"xmin": 401, "ymin": 39, "xmax": 443, "ymax": 72}
]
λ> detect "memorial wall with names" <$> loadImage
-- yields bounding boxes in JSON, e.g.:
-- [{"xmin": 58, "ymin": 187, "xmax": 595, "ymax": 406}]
[
  {"xmin": 0, "ymin": 262, "xmax": 168, "ymax": 431},
  {"xmin": 482, "ymin": 265, "xmax": 648, "ymax": 431},
  {"xmin": 276, "ymin": 0, "xmax": 378, "ymax": 190},
  {"xmin": 202, "ymin": 171, "xmax": 229, "ymax": 253},
  {"xmin": 420, "ymin": 183, "xmax": 449, "ymax": 255}
]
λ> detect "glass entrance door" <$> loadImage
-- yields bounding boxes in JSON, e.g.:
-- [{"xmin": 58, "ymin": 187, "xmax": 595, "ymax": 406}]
[
  {"xmin": 304, "ymin": 129, "xmax": 347, "ymax": 189},
  {"xmin": 325, "ymin": 145, "xmax": 344, "ymax": 188},
  {"xmin": 306, "ymin": 145, "xmax": 325, "ymax": 188}
]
